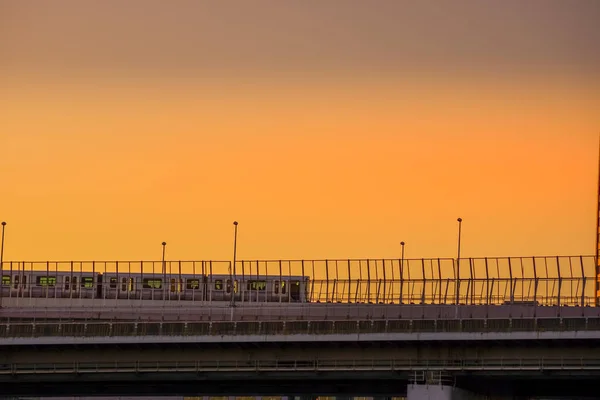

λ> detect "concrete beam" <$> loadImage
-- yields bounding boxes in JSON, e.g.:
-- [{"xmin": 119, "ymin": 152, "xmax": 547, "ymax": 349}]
[{"xmin": 2, "ymin": 329, "xmax": 600, "ymax": 347}]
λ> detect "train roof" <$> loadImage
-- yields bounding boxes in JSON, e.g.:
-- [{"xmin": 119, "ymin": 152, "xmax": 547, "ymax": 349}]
[{"xmin": 4, "ymin": 270, "xmax": 310, "ymax": 279}]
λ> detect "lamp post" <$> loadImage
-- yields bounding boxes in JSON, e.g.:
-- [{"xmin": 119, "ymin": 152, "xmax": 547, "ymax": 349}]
[
  {"xmin": 400, "ymin": 241, "xmax": 405, "ymax": 263},
  {"xmin": 0, "ymin": 222, "xmax": 5, "ymax": 307},
  {"xmin": 400, "ymin": 241, "xmax": 405, "ymax": 304},
  {"xmin": 231, "ymin": 221, "xmax": 239, "ymax": 307},
  {"xmin": 0, "ymin": 221, "xmax": 5, "ymax": 271},
  {"xmin": 161, "ymin": 241, "xmax": 167, "ymax": 284},
  {"xmin": 456, "ymin": 218, "xmax": 462, "ymax": 305}
]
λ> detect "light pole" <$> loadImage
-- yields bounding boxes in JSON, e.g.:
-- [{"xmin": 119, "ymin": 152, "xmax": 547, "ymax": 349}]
[
  {"xmin": 0, "ymin": 222, "xmax": 5, "ymax": 307},
  {"xmin": 456, "ymin": 218, "xmax": 462, "ymax": 304},
  {"xmin": 231, "ymin": 221, "xmax": 239, "ymax": 307},
  {"xmin": 400, "ymin": 241, "xmax": 405, "ymax": 265},
  {"xmin": 400, "ymin": 241, "xmax": 405, "ymax": 304},
  {"xmin": 0, "ymin": 222, "xmax": 5, "ymax": 270},
  {"xmin": 161, "ymin": 241, "xmax": 167, "ymax": 284}
]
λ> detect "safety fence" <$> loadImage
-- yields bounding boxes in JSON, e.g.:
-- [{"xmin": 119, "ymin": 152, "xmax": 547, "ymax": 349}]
[
  {"xmin": 2, "ymin": 358, "xmax": 600, "ymax": 375},
  {"xmin": 2, "ymin": 317, "xmax": 600, "ymax": 338},
  {"xmin": 1, "ymin": 255, "xmax": 597, "ymax": 306}
]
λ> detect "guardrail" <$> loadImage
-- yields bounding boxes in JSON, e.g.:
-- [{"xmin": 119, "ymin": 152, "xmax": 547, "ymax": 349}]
[
  {"xmin": 3, "ymin": 302, "xmax": 600, "ymax": 324},
  {"xmin": 3, "ymin": 317, "xmax": 600, "ymax": 338},
  {"xmin": 2, "ymin": 358, "xmax": 600, "ymax": 375},
  {"xmin": 1, "ymin": 255, "xmax": 596, "ymax": 306}
]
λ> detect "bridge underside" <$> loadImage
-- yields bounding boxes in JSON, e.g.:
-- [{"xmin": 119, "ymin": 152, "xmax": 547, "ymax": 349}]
[
  {"xmin": 2, "ymin": 338, "xmax": 600, "ymax": 398},
  {"xmin": 2, "ymin": 372, "xmax": 600, "ymax": 398}
]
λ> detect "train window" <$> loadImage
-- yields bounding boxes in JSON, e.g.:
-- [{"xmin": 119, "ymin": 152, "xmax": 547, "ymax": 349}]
[
  {"xmin": 121, "ymin": 277, "xmax": 127, "ymax": 292},
  {"xmin": 226, "ymin": 279, "xmax": 231, "ymax": 294},
  {"xmin": 13, "ymin": 275, "xmax": 20, "ymax": 289},
  {"xmin": 186, "ymin": 279, "xmax": 200, "ymax": 290},
  {"xmin": 281, "ymin": 281, "xmax": 286, "ymax": 294},
  {"xmin": 142, "ymin": 278, "xmax": 162, "ymax": 289},
  {"xmin": 234, "ymin": 280, "xmax": 238, "ymax": 294},
  {"xmin": 273, "ymin": 280, "xmax": 279, "ymax": 294},
  {"xmin": 247, "ymin": 280, "xmax": 266, "ymax": 291},
  {"xmin": 2, "ymin": 275, "xmax": 10, "ymax": 286},
  {"xmin": 72, "ymin": 276, "xmax": 78, "ymax": 290},
  {"xmin": 215, "ymin": 280, "xmax": 223, "ymax": 290},
  {"xmin": 36, "ymin": 276, "xmax": 56, "ymax": 287},
  {"xmin": 81, "ymin": 277, "xmax": 94, "ymax": 288},
  {"xmin": 128, "ymin": 278, "xmax": 134, "ymax": 291},
  {"xmin": 64, "ymin": 276, "xmax": 70, "ymax": 290},
  {"xmin": 109, "ymin": 277, "xmax": 117, "ymax": 289}
]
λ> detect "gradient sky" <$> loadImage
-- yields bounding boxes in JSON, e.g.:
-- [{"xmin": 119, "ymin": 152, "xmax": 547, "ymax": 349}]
[{"xmin": 1, "ymin": 0, "xmax": 599, "ymax": 262}]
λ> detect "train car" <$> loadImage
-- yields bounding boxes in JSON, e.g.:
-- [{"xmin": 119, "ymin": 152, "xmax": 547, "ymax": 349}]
[
  {"xmin": 102, "ymin": 272, "xmax": 194, "ymax": 301},
  {"xmin": 1, "ymin": 270, "xmax": 102, "ymax": 300},
  {"xmin": 1, "ymin": 268, "xmax": 311, "ymax": 305},
  {"xmin": 204, "ymin": 274, "xmax": 310, "ymax": 303}
]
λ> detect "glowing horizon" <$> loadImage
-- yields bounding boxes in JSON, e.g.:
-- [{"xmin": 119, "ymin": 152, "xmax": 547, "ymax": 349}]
[{"xmin": 1, "ymin": 1, "xmax": 599, "ymax": 263}]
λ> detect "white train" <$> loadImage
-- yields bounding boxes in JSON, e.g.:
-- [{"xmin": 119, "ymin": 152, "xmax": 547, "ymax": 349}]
[{"xmin": 0, "ymin": 270, "xmax": 310, "ymax": 303}]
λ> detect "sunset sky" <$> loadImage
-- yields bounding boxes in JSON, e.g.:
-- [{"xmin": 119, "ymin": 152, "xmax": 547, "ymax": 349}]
[{"xmin": 1, "ymin": 1, "xmax": 599, "ymax": 263}]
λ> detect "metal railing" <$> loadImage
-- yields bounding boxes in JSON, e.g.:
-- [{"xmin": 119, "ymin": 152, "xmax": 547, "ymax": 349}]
[
  {"xmin": 2, "ymin": 299, "xmax": 600, "ymax": 324},
  {"xmin": 2, "ymin": 358, "xmax": 600, "ymax": 375},
  {"xmin": 1, "ymin": 255, "xmax": 597, "ymax": 306},
  {"xmin": 2, "ymin": 317, "xmax": 600, "ymax": 339}
]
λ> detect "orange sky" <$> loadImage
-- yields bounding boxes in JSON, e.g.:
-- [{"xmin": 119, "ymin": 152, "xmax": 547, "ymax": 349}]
[{"xmin": 1, "ymin": 1, "xmax": 599, "ymax": 262}]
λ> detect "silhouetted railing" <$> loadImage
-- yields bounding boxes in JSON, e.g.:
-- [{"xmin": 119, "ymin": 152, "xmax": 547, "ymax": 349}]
[{"xmin": 0, "ymin": 255, "xmax": 596, "ymax": 306}]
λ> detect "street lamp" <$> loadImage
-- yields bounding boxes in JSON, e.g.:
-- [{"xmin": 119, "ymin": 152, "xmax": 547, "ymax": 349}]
[
  {"xmin": 161, "ymin": 241, "xmax": 167, "ymax": 283},
  {"xmin": 0, "ymin": 222, "xmax": 5, "ymax": 307},
  {"xmin": 231, "ymin": 221, "xmax": 239, "ymax": 307},
  {"xmin": 400, "ymin": 241, "xmax": 405, "ymax": 304},
  {"xmin": 456, "ymin": 217, "xmax": 462, "ymax": 304},
  {"xmin": 0, "ymin": 221, "xmax": 5, "ymax": 271}
]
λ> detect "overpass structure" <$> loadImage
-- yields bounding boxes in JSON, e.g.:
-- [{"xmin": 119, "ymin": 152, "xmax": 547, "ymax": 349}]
[
  {"xmin": 2, "ymin": 306, "xmax": 600, "ymax": 398},
  {"xmin": 1, "ymin": 255, "xmax": 600, "ymax": 399}
]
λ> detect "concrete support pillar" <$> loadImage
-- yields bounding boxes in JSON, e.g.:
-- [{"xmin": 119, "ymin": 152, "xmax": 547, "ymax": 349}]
[{"xmin": 407, "ymin": 384, "xmax": 484, "ymax": 400}]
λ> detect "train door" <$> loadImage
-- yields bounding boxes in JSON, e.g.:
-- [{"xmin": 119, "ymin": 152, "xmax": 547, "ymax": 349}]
[
  {"xmin": 273, "ymin": 280, "xmax": 288, "ymax": 302},
  {"xmin": 169, "ymin": 278, "xmax": 182, "ymax": 300},
  {"xmin": 290, "ymin": 280, "xmax": 301, "ymax": 302},
  {"xmin": 11, "ymin": 274, "xmax": 28, "ymax": 298},
  {"xmin": 233, "ymin": 279, "xmax": 240, "ymax": 302},
  {"xmin": 281, "ymin": 280, "xmax": 288, "ymax": 302},
  {"xmin": 63, "ymin": 276, "xmax": 79, "ymax": 298},
  {"xmin": 10, "ymin": 275, "xmax": 19, "ymax": 298},
  {"xmin": 202, "ymin": 276, "xmax": 208, "ymax": 301},
  {"xmin": 225, "ymin": 279, "xmax": 232, "ymax": 301},
  {"xmin": 120, "ymin": 277, "xmax": 134, "ymax": 299},
  {"xmin": 224, "ymin": 279, "xmax": 239, "ymax": 302},
  {"xmin": 72, "ymin": 276, "xmax": 79, "ymax": 298},
  {"xmin": 21, "ymin": 275, "xmax": 28, "ymax": 298},
  {"xmin": 107, "ymin": 277, "xmax": 118, "ymax": 299},
  {"xmin": 96, "ymin": 275, "xmax": 103, "ymax": 299}
]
